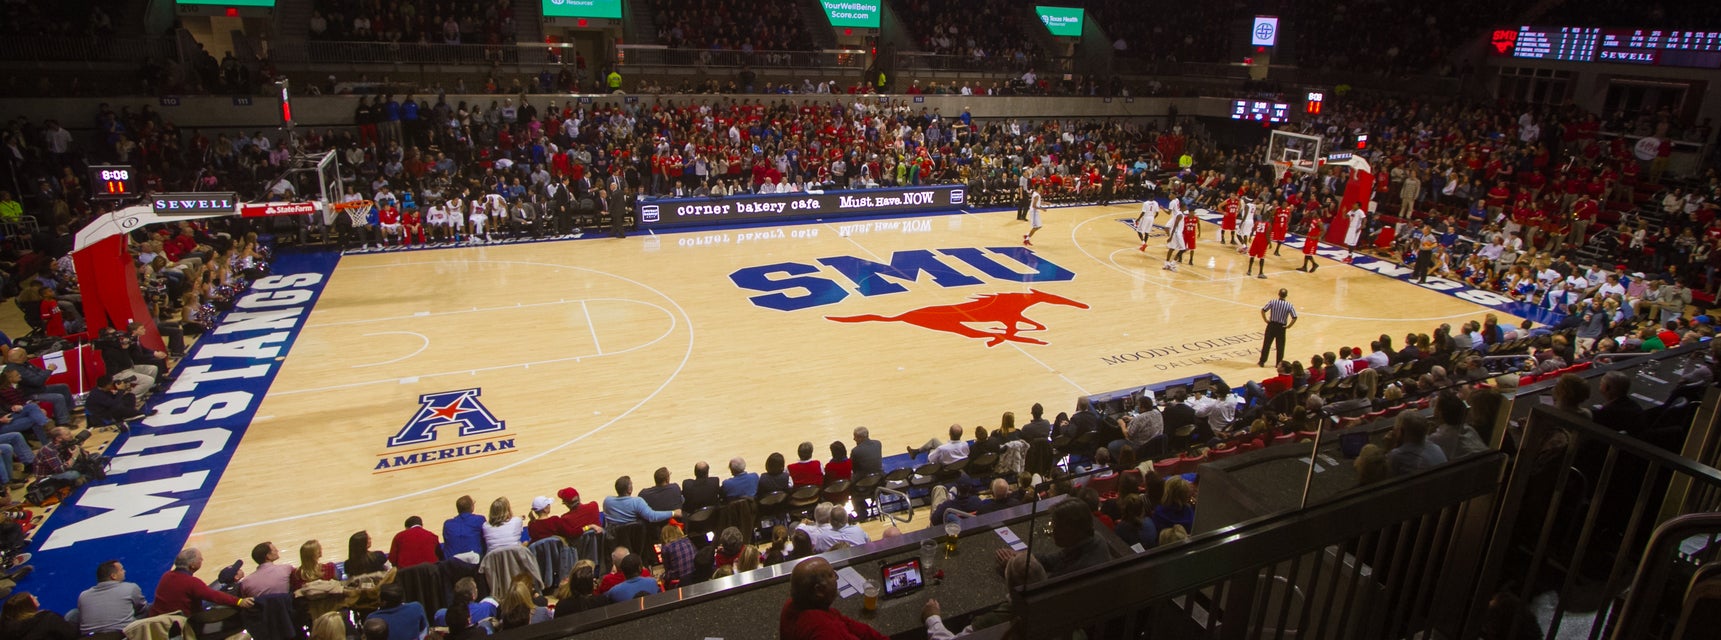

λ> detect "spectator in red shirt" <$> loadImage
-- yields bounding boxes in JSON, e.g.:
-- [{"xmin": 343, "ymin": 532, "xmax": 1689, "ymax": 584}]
[
  {"xmin": 387, "ymin": 516, "xmax": 442, "ymax": 569},
  {"xmin": 149, "ymin": 548, "xmax": 253, "ymax": 617},
  {"xmin": 779, "ymin": 557, "xmax": 887, "ymax": 640},
  {"xmin": 824, "ymin": 441, "xmax": 853, "ymax": 483},
  {"xmin": 786, "ymin": 441, "xmax": 824, "ymax": 487},
  {"xmin": 1259, "ymin": 361, "xmax": 1295, "ymax": 399},
  {"xmin": 525, "ymin": 496, "xmax": 580, "ymax": 542},
  {"xmin": 556, "ymin": 487, "xmax": 604, "ymax": 534}
]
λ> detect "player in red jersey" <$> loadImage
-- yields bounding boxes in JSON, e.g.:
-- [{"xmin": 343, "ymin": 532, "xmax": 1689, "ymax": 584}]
[
  {"xmin": 1298, "ymin": 219, "xmax": 1322, "ymax": 273},
  {"xmin": 1172, "ymin": 210, "xmax": 1200, "ymax": 266},
  {"xmin": 1245, "ymin": 217, "xmax": 1271, "ymax": 279},
  {"xmin": 377, "ymin": 204, "xmax": 403, "ymax": 248},
  {"xmin": 1220, "ymin": 197, "xmax": 1239, "ymax": 244},
  {"xmin": 401, "ymin": 207, "xmax": 425, "ymax": 247},
  {"xmin": 1271, "ymin": 201, "xmax": 1292, "ymax": 256}
]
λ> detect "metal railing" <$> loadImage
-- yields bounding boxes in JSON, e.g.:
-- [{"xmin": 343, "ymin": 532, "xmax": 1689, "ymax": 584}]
[
  {"xmin": 1017, "ymin": 452, "xmax": 1509, "ymax": 639},
  {"xmin": 1474, "ymin": 399, "xmax": 1721, "ymax": 640},
  {"xmin": 614, "ymin": 45, "xmax": 866, "ymax": 71},
  {"xmin": 0, "ymin": 36, "xmax": 173, "ymax": 62},
  {"xmin": 277, "ymin": 40, "xmax": 547, "ymax": 66},
  {"xmin": 894, "ymin": 51, "xmax": 1054, "ymax": 73}
]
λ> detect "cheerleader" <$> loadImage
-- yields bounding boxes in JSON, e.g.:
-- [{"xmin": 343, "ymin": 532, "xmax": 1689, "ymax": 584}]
[
  {"xmin": 1245, "ymin": 216, "xmax": 1271, "ymax": 278},
  {"xmin": 1298, "ymin": 219, "xmax": 1323, "ymax": 272},
  {"xmin": 1136, "ymin": 199, "xmax": 1163, "ymax": 251}
]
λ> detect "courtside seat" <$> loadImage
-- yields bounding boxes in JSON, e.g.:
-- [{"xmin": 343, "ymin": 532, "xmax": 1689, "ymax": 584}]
[
  {"xmin": 966, "ymin": 452, "xmax": 998, "ymax": 477},
  {"xmin": 756, "ymin": 491, "xmax": 789, "ymax": 524},
  {"xmin": 1152, "ymin": 457, "xmax": 1181, "ymax": 477},
  {"xmin": 820, "ymin": 478, "xmax": 851, "ymax": 507}
]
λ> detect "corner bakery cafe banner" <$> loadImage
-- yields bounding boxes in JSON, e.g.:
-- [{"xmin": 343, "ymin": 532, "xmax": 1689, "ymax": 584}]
[{"xmin": 634, "ymin": 185, "xmax": 966, "ymax": 228}]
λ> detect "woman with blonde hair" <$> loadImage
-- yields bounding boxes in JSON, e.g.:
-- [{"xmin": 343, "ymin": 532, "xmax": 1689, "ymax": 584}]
[
  {"xmin": 308, "ymin": 611, "xmax": 347, "ymax": 640},
  {"xmin": 498, "ymin": 572, "xmax": 549, "ymax": 630},
  {"xmin": 482, "ymin": 497, "xmax": 525, "ymax": 552},
  {"xmin": 999, "ymin": 411, "xmax": 1017, "ymax": 436},
  {"xmin": 734, "ymin": 544, "xmax": 763, "ymax": 573},
  {"xmin": 1354, "ymin": 444, "xmax": 1390, "ymax": 487},
  {"xmin": 553, "ymin": 561, "xmax": 601, "ymax": 618},
  {"xmin": 292, "ymin": 540, "xmax": 336, "ymax": 591}
]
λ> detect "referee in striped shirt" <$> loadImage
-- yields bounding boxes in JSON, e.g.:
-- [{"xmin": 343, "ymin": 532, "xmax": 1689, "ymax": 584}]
[{"xmin": 1259, "ymin": 288, "xmax": 1297, "ymax": 367}]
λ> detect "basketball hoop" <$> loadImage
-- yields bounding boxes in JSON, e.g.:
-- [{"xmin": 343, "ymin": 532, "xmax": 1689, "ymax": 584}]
[
  {"xmin": 331, "ymin": 199, "xmax": 376, "ymax": 212},
  {"xmin": 1273, "ymin": 161, "xmax": 1294, "ymax": 183}
]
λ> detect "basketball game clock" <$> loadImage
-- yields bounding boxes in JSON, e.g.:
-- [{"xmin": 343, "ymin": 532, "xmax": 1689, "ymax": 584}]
[{"xmin": 89, "ymin": 165, "xmax": 138, "ymax": 200}]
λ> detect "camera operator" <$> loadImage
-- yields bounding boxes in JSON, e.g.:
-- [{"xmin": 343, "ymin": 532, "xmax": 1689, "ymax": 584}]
[
  {"xmin": 32, "ymin": 426, "xmax": 98, "ymax": 487},
  {"xmin": 93, "ymin": 328, "xmax": 161, "ymax": 399},
  {"xmin": 86, "ymin": 375, "xmax": 147, "ymax": 430}
]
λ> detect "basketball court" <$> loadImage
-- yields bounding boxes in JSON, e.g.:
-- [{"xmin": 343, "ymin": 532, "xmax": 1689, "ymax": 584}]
[{"xmin": 24, "ymin": 200, "xmax": 1525, "ymax": 606}]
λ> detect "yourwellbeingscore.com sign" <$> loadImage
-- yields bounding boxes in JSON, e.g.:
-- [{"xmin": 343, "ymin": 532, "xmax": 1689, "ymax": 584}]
[
  {"xmin": 541, "ymin": 0, "xmax": 621, "ymax": 20},
  {"xmin": 820, "ymin": 0, "xmax": 881, "ymax": 29},
  {"xmin": 636, "ymin": 185, "xmax": 965, "ymax": 228}
]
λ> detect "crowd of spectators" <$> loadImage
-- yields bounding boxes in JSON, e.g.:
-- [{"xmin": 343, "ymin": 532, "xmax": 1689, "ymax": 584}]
[
  {"xmin": 890, "ymin": 0, "xmax": 1043, "ymax": 71},
  {"xmin": 1092, "ymin": 0, "xmax": 1249, "ymax": 65},
  {"xmin": 309, "ymin": 0, "xmax": 517, "ymax": 47},
  {"xmin": 1538, "ymin": 2, "xmax": 1721, "ymax": 29},
  {"xmin": 0, "ymin": 0, "xmax": 120, "ymax": 41},
  {"xmin": 649, "ymin": 0, "xmax": 814, "ymax": 52}
]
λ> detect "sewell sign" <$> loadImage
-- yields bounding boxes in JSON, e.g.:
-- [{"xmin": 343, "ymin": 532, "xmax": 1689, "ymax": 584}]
[{"xmin": 240, "ymin": 201, "xmax": 320, "ymax": 218}]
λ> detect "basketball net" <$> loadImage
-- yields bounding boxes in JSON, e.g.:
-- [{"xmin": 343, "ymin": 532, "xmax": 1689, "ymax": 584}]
[{"xmin": 1273, "ymin": 161, "xmax": 1294, "ymax": 183}]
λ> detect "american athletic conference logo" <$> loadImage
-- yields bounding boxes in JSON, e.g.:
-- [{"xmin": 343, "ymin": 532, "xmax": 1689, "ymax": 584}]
[
  {"xmin": 728, "ymin": 247, "xmax": 1088, "ymax": 347},
  {"xmin": 373, "ymin": 388, "xmax": 517, "ymax": 472}
]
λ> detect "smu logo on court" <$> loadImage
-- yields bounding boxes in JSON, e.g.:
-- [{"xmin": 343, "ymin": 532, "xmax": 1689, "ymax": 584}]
[
  {"xmin": 375, "ymin": 388, "xmax": 516, "ymax": 472},
  {"xmin": 828, "ymin": 289, "xmax": 1088, "ymax": 346},
  {"xmin": 729, "ymin": 246, "xmax": 1076, "ymax": 312},
  {"xmin": 730, "ymin": 247, "xmax": 1086, "ymax": 346}
]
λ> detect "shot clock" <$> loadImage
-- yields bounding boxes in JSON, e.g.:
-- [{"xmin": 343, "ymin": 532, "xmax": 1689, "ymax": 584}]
[{"xmin": 89, "ymin": 165, "xmax": 138, "ymax": 200}]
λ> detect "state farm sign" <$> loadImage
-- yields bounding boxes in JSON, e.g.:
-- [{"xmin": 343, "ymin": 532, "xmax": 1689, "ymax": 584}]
[{"xmin": 240, "ymin": 201, "xmax": 320, "ymax": 218}]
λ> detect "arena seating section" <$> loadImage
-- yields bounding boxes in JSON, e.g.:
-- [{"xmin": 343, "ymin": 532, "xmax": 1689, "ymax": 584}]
[
  {"xmin": 4, "ymin": 0, "xmax": 1721, "ymax": 637},
  {"xmin": 648, "ymin": 0, "xmax": 814, "ymax": 52},
  {"xmin": 309, "ymin": 0, "xmax": 517, "ymax": 45}
]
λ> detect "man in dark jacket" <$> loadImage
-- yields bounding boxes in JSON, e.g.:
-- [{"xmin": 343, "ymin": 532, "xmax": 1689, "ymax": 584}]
[
  {"xmin": 680, "ymin": 462, "xmax": 722, "ymax": 511},
  {"xmin": 85, "ymin": 375, "xmax": 145, "ymax": 428},
  {"xmin": 850, "ymin": 427, "xmax": 883, "ymax": 478},
  {"xmin": 3, "ymin": 348, "xmax": 71, "ymax": 425}
]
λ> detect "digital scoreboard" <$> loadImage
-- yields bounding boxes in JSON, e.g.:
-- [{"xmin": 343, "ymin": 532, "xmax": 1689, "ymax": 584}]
[
  {"xmin": 1491, "ymin": 24, "xmax": 1721, "ymax": 69},
  {"xmin": 1231, "ymin": 100, "xmax": 1290, "ymax": 124},
  {"xmin": 89, "ymin": 165, "xmax": 138, "ymax": 200}
]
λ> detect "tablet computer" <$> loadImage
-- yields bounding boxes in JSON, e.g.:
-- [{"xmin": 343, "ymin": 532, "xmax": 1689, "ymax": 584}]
[{"xmin": 880, "ymin": 558, "xmax": 925, "ymax": 599}]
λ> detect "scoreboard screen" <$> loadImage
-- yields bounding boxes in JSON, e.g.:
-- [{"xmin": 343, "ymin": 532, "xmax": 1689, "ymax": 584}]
[
  {"xmin": 89, "ymin": 165, "xmax": 138, "ymax": 200},
  {"xmin": 1508, "ymin": 26, "xmax": 1599, "ymax": 62},
  {"xmin": 1490, "ymin": 24, "xmax": 1721, "ymax": 68},
  {"xmin": 1599, "ymin": 29, "xmax": 1721, "ymax": 67},
  {"xmin": 1231, "ymin": 100, "xmax": 1290, "ymax": 124}
]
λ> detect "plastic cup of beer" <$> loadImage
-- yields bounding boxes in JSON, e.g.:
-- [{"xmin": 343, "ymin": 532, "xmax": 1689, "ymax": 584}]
[{"xmin": 863, "ymin": 581, "xmax": 879, "ymax": 611}]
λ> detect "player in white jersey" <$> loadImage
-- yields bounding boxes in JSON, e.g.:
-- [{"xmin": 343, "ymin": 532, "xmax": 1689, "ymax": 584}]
[
  {"xmin": 1343, "ymin": 205, "xmax": 1368, "ymax": 263},
  {"xmin": 1162, "ymin": 204, "xmax": 1187, "ymax": 271},
  {"xmin": 471, "ymin": 192, "xmax": 503, "ymax": 243},
  {"xmin": 1023, "ymin": 188, "xmax": 1045, "ymax": 246},
  {"xmin": 444, "ymin": 196, "xmax": 466, "ymax": 243},
  {"xmin": 1135, "ymin": 199, "xmax": 1162, "ymax": 251},
  {"xmin": 425, "ymin": 204, "xmax": 449, "ymax": 244},
  {"xmin": 1238, "ymin": 198, "xmax": 1260, "ymax": 247}
]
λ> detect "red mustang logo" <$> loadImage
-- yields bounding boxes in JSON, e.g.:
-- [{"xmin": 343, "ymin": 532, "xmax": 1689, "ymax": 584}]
[{"xmin": 826, "ymin": 289, "xmax": 1089, "ymax": 347}]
